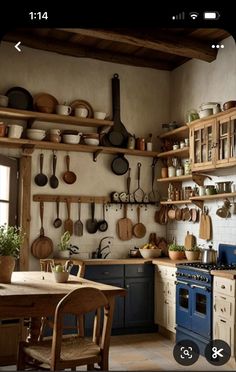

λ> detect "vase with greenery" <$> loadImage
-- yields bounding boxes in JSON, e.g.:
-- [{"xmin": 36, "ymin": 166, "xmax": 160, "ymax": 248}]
[
  {"xmin": 184, "ymin": 245, "xmax": 200, "ymax": 261},
  {"xmin": 168, "ymin": 243, "xmax": 185, "ymax": 260},
  {"xmin": 0, "ymin": 224, "xmax": 24, "ymax": 283},
  {"xmin": 55, "ymin": 231, "xmax": 71, "ymax": 258}
]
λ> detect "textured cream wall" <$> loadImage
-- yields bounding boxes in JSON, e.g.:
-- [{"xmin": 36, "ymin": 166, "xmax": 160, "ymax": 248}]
[
  {"xmin": 169, "ymin": 36, "xmax": 236, "ymax": 251},
  {"xmin": 0, "ymin": 42, "xmax": 169, "ymax": 269}
]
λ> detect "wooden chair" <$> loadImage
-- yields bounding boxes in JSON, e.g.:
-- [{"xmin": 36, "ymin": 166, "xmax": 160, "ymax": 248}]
[
  {"xmin": 39, "ymin": 259, "xmax": 85, "ymax": 341},
  {"xmin": 17, "ymin": 287, "xmax": 113, "ymax": 371}
]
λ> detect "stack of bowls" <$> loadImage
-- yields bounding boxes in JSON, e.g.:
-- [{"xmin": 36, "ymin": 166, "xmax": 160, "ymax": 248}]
[
  {"xmin": 83, "ymin": 133, "xmax": 100, "ymax": 146},
  {"xmin": 26, "ymin": 129, "xmax": 46, "ymax": 141}
]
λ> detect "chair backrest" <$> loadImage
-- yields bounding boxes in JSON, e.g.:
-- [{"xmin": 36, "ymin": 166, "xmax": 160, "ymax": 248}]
[
  {"xmin": 51, "ymin": 287, "xmax": 111, "ymax": 370},
  {"xmin": 40, "ymin": 258, "xmax": 85, "ymax": 278}
]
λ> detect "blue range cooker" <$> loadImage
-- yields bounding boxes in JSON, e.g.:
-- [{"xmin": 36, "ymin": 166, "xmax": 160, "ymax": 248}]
[{"xmin": 175, "ymin": 244, "xmax": 236, "ymax": 355}]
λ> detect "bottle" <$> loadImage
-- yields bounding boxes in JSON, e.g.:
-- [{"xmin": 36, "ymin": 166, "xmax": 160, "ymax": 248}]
[
  {"xmin": 146, "ymin": 133, "xmax": 153, "ymax": 151},
  {"xmin": 127, "ymin": 134, "xmax": 135, "ymax": 149},
  {"xmin": 176, "ymin": 164, "xmax": 183, "ymax": 176}
]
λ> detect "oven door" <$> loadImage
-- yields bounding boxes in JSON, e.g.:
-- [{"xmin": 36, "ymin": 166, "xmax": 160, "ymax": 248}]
[
  {"xmin": 191, "ymin": 284, "xmax": 212, "ymax": 338},
  {"xmin": 176, "ymin": 280, "xmax": 191, "ymax": 330}
]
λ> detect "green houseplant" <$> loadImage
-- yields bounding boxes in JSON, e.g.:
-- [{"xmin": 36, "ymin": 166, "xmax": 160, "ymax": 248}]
[
  {"xmin": 0, "ymin": 224, "xmax": 24, "ymax": 283},
  {"xmin": 55, "ymin": 231, "xmax": 71, "ymax": 258},
  {"xmin": 184, "ymin": 245, "xmax": 200, "ymax": 261},
  {"xmin": 168, "ymin": 243, "xmax": 185, "ymax": 260}
]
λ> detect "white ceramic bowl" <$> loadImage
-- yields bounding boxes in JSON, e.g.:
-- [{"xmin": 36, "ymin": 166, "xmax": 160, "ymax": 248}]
[
  {"xmin": 198, "ymin": 108, "xmax": 213, "ymax": 118},
  {"xmin": 26, "ymin": 129, "xmax": 46, "ymax": 141},
  {"xmin": 84, "ymin": 138, "xmax": 99, "ymax": 146},
  {"xmin": 139, "ymin": 248, "xmax": 162, "ymax": 259},
  {"xmin": 62, "ymin": 134, "xmax": 81, "ymax": 144},
  {"xmin": 94, "ymin": 111, "xmax": 106, "ymax": 120}
]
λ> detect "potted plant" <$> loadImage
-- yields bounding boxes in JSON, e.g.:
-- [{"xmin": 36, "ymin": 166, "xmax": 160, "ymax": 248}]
[
  {"xmin": 168, "ymin": 243, "xmax": 185, "ymax": 260},
  {"xmin": 55, "ymin": 231, "xmax": 71, "ymax": 258},
  {"xmin": 184, "ymin": 246, "xmax": 201, "ymax": 261},
  {"xmin": 0, "ymin": 224, "xmax": 24, "ymax": 283}
]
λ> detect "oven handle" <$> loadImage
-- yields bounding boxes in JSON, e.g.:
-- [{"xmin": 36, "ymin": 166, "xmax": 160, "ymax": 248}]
[
  {"xmin": 175, "ymin": 280, "xmax": 189, "ymax": 286},
  {"xmin": 190, "ymin": 284, "xmax": 211, "ymax": 291}
]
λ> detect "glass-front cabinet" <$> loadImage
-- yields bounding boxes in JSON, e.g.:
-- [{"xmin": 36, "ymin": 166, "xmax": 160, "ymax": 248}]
[
  {"xmin": 189, "ymin": 109, "xmax": 236, "ymax": 171},
  {"xmin": 189, "ymin": 119, "xmax": 216, "ymax": 171}
]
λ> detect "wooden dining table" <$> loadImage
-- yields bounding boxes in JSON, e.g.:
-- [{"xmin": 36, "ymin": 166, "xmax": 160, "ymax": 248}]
[{"xmin": 0, "ymin": 271, "xmax": 126, "ymax": 341}]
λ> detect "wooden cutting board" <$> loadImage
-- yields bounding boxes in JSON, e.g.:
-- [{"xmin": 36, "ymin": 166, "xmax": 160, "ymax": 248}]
[
  {"xmin": 199, "ymin": 211, "xmax": 206, "ymax": 239},
  {"xmin": 117, "ymin": 204, "xmax": 133, "ymax": 241},
  {"xmin": 184, "ymin": 231, "xmax": 196, "ymax": 250},
  {"xmin": 205, "ymin": 213, "xmax": 212, "ymax": 240}
]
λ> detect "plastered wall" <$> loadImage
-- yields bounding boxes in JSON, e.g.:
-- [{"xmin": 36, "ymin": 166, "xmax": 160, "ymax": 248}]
[{"xmin": 0, "ymin": 42, "xmax": 169, "ymax": 269}]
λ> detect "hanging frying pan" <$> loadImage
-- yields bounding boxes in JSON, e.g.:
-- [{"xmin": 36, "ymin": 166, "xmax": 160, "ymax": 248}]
[
  {"xmin": 105, "ymin": 74, "xmax": 129, "ymax": 148},
  {"xmin": 111, "ymin": 154, "xmax": 129, "ymax": 175}
]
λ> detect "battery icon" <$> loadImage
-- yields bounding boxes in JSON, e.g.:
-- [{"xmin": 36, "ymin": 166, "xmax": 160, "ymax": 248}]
[{"xmin": 203, "ymin": 11, "xmax": 220, "ymax": 20}]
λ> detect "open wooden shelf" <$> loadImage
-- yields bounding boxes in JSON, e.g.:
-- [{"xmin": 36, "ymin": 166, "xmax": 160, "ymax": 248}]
[
  {"xmin": 0, "ymin": 137, "xmax": 159, "ymax": 158},
  {"xmin": 190, "ymin": 192, "xmax": 236, "ymax": 201},
  {"xmin": 158, "ymin": 125, "xmax": 188, "ymax": 139},
  {"xmin": 157, "ymin": 174, "xmax": 192, "ymax": 183},
  {"xmin": 157, "ymin": 147, "xmax": 189, "ymax": 158},
  {"xmin": 160, "ymin": 200, "xmax": 191, "ymax": 205},
  {"xmin": 0, "ymin": 107, "xmax": 113, "ymax": 128}
]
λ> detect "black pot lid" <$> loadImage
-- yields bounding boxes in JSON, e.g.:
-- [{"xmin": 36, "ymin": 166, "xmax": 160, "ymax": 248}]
[{"xmin": 6, "ymin": 87, "xmax": 33, "ymax": 110}]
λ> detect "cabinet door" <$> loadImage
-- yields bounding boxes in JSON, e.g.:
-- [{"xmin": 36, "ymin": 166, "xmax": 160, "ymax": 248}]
[
  {"xmin": 155, "ymin": 280, "xmax": 166, "ymax": 326},
  {"xmin": 216, "ymin": 115, "xmax": 231, "ymax": 166},
  {"xmin": 229, "ymin": 114, "xmax": 236, "ymax": 164},
  {"xmin": 190, "ymin": 120, "xmax": 216, "ymax": 171},
  {"xmin": 125, "ymin": 277, "xmax": 154, "ymax": 328},
  {"xmin": 214, "ymin": 317, "xmax": 234, "ymax": 355},
  {"xmin": 165, "ymin": 300, "xmax": 176, "ymax": 333}
]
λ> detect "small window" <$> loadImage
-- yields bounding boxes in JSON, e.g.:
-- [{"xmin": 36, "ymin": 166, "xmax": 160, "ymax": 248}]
[{"xmin": 0, "ymin": 155, "xmax": 19, "ymax": 226}]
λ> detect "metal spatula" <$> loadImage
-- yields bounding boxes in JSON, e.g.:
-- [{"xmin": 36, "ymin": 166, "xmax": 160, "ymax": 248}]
[{"xmin": 74, "ymin": 202, "xmax": 83, "ymax": 236}]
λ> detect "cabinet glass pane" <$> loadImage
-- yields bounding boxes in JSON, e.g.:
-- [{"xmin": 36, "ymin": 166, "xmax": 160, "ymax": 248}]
[
  {"xmin": 0, "ymin": 165, "xmax": 10, "ymax": 200},
  {"xmin": 219, "ymin": 121, "xmax": 229, "ymax": 160},
  {"xmin": 196, "ymin": 293, "xmax": 206, "ymax": 315},
  {"xmin": 206, "ymin": 126, "xmax": 212, "ymax": 161},
  {"xmin": 0, "ymin": 202, "xmax": 9, "ymax": 225},
  {"xmin": 179, "ymin": 288, "xmax": 189, "ymax": 309},
  {"xmin": 231, "ymin": 119, "xmax": 236, "ymax": 157}
]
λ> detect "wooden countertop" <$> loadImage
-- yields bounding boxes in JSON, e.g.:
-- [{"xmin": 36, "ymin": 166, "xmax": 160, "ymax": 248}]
[
  {"xmin": 211, "ymin": 270, "xmax": 236, "ymax": 280},
  {"xmin": 56, "ymin": 257, "xmax": 199, "ymax": 267},
  {"xmin": 152, "ymin": 258, "xmax": 196, "ymax": 267}
]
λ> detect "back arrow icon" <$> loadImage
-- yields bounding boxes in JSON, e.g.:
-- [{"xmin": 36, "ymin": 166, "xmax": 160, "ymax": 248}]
[{"xmin": 15, "ymin": 42, "xmax": 21, "ymax": 52}]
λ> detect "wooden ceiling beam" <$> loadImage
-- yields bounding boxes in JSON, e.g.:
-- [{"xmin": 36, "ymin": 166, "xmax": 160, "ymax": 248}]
[
  {"xmin": 3, "ymin": 32, "xmax": 174, "ymax": 70},
  {"xmin": 59, "ymin": 28, "xmax": 217, "ymax": 62}
]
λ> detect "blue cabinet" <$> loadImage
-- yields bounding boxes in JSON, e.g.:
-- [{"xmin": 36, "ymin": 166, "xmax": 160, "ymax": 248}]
[{"xmin": 84, "ymin": 263, "xmax": 154, "ymax": 333}]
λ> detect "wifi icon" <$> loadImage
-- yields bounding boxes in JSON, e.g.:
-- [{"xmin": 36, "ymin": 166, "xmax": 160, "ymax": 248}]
[{"xmin": 189, "ymin": 12, "xmax": 199, "ymax": 20}]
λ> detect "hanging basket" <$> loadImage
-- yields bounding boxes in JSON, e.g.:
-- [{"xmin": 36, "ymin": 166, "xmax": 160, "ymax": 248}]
[{"xmin": 0, "ymin": 256, "xmax": 15, "ymax": 283}]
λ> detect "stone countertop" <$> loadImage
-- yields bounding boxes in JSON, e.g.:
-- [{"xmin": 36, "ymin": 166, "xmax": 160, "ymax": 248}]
[{"xmin": 211, "ymin": 270, "xmax": 236, "ymax": 280}]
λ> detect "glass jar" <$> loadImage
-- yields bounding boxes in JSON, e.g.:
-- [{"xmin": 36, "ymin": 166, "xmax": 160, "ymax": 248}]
[
  {"xmin": 168, "ymin": 165, "xmax": 176, "ymax": 178},
  {"xmin": 184, "ymin": 160, "xmax": 191, "ymax": 175},
  {"xmin": 176, "ymin": 165, "xmax": 183, "ymax": 176},
  {"xmin": 127, "ymin": 134, "xmax": 136, "ymax": 149}
]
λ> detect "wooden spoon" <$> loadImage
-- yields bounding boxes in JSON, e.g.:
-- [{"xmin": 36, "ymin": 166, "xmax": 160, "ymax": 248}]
[
  {"xmin": 49, "ymin": 153, "xmax": 59, "ymax": 189},
  {"xmin": 53, "ymin": 200, "xmax": 62, "ymax": 228},
  {"xmin": 133, "ymin": 206, "xmax": 146, "ymax": 238},
  {"xmin": 64, "ymin": 200, "xmax": 73, "ymax": 235},
  {"xmin": 63, "ymin": 155, "xmax": 77, "ymax": 184}
]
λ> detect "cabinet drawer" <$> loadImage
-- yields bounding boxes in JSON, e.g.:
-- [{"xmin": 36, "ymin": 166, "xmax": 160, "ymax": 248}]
[
  {"xmin": 85, "ymin": 265, "xmax": 124, "ymax": 280},
  {"xmin": 214, "ymin": 295, "xmax": 235, "ymax": 321},
  {"xmin": 214, "ymin": 277, "xmax": 236, "ymax": 297},
  {"xmin": 125, "ymin": 264, "xmax": 153, "ymax": 277}
]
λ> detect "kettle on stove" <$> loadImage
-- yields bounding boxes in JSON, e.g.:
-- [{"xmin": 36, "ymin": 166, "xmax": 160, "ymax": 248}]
[{"xmin": 201, "ymin": 244, "xmax": 217, "ymax": 264}]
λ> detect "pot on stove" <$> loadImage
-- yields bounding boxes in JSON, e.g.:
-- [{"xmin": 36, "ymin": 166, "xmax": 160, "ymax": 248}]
[{"xmin": 201, "ymin": 245, "xmax": 217, "ymax": 264}]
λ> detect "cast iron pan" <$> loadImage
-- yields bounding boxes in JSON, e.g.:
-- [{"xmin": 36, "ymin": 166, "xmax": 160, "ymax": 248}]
[
  {"xmin": 111, "ymin": 154, "xmax": 129, "ymax": 175},
  {"xmin": 106, "ymin": 74, "xmax": 129, "ymax": 148},
  {"xmin": 6, "ymin": 86, "xmax": 33, "ymax": 110}
]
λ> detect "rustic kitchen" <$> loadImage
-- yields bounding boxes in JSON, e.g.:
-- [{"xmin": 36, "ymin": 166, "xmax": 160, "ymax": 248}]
[{"xmin": 0, "ymin": 28, "xmax": 236, "ymax": 371}]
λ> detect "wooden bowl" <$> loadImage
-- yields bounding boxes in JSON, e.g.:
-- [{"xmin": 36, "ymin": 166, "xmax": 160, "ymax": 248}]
[{"xmin": 223, "ymin": 101, "xmax": 236, "ymax": 111}]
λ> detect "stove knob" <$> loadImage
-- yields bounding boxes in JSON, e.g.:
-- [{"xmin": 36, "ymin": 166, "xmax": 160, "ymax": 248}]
[
  {"xmin": 193, "ymin": 275, "xmax": 197, "ymax": 280},
  {"xmin": 188, "ymin": 274, "xmax": 192, "ymax": 278},
  {"xmin": 200, "ymin": 276, "xmax": 204, "ymax": 281},
  {"xmin": 205, "ymin": 278, "xmax": 209, "ymax": 283}
]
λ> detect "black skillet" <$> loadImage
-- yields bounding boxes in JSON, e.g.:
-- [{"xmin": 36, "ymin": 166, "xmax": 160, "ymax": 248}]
[
  {"xmin": 111, "ymin": 154, "xmax": 129, "ymax": 175},
  {"xmin": 98, "ymin": 203, "xmax": 108, "ymax": 232},
  {"xmin": 6, "ymin": 86, "xmax": 33, "ymax": 110},
  {"xmin": 103, "ymin": 74, "xmax": 129, "ymax": 148}
]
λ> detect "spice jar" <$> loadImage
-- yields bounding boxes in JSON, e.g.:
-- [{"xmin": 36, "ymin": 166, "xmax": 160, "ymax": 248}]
[
  {"xmin": 168, "ymin": 165, "xmax": 176, "ymax": 177},
  {"xmin": 146, "ymin": 133, "xmax": 153, "ymax": 151},
  {"xmin": 176, "ymin": 164, "xmax": 183, "ymax": 176},
  {"xmin": 127, "ymin": 134, "xmax": 136, "ymax": 149},
  {"xmin": 184, "ymin": 160, "xmax": 191, "ymax": 175},
  {"xmin": 136, "ymin": 137, "xmax": 145, "ymax": 151}
]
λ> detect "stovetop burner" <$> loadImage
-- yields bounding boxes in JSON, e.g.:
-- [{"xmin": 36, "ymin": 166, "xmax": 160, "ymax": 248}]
[{"xmin": 177, "ymin": 262, "xmax": 236, "ymax": 272}]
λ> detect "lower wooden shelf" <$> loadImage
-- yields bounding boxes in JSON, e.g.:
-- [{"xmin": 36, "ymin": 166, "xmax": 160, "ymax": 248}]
[{"xmin": 160, "ymin": 200, "xmax": 191, "ymax": 205}]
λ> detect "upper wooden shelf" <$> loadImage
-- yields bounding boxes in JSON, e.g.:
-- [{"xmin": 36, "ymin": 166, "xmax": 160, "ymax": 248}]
[
  {"xmin": 157, "ymin": 175, "xmax": 192, "ymax": 183},
  {"xmin": 158, "ymin": 125, "xmax": 188, "ymax": 139},
  {"xmin": 0, "ymin": 137, "xmax": 159, "ymax": 159},
  {"xmin": 190, "ymin": 192, "xmax": 236, "ymax": 201},
  {"xmin": 160, "ymin": 199, "xmax": 191, "ymax": 205},
  {"xmin": 0, "ymin": 107, "xmax": 113, "ymax": 128},
  {"xmin": 157, "ymin": 147, "xmax": 189, "ymax": 158}
]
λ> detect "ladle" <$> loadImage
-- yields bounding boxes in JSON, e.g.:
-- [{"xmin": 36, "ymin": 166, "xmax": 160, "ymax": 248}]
[{"xmin": 53, "ymin": 200, "xmax": 62, "ymax": 228}]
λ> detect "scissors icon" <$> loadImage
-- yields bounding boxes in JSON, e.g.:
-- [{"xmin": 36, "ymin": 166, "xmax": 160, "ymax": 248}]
[{"xmin": 212, "ymin": 346, "xmax": 224, "ymax": 359}]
